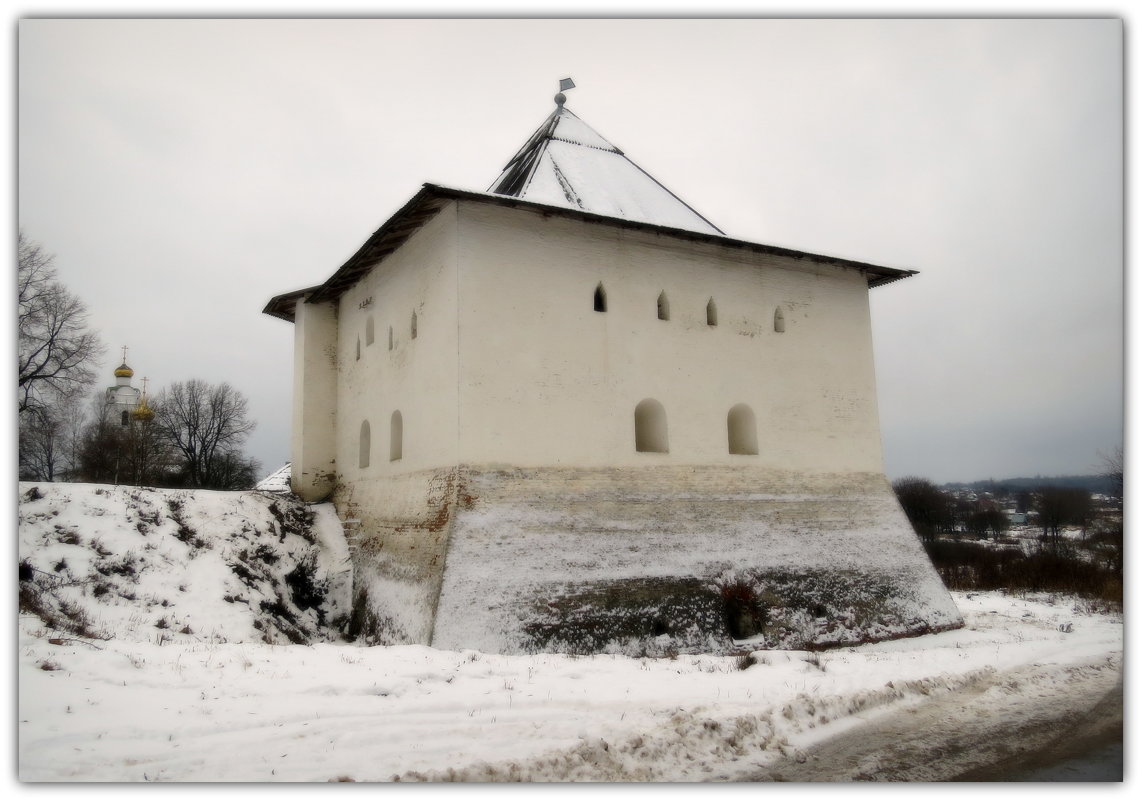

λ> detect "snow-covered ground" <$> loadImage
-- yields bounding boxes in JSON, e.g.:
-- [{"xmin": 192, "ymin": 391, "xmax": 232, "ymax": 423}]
[
  {"xmin": 17, "ymin": 482, "xmax": 352, "ymax": 646},
  {"xmin": 16, "ymin": 483, "xmax": 1125, "ymax": 782}
]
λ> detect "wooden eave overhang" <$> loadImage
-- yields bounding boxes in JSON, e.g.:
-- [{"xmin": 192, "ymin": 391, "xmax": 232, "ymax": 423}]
[
  {"xmin": 262, "ymin": 285, "xmax": 321, "ymax": 322},
  {"xmin": 263, "ymin": 184, "xmax": 916, "ymax": 323}
]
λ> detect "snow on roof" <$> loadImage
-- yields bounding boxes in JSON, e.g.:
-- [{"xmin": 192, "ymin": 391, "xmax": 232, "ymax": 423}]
[
  {"xmin": 488, "ymin": 105, "xmax": 723, "ymax": 236},
  {"xmin": 255, "ymin": 463, "xmax": 293, "ymax": 494}
]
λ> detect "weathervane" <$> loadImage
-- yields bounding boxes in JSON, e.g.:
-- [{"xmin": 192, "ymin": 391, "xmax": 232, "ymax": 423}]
[{"xmin": 555, "ymin": 77, "xmax": 575, "ymax": 107}]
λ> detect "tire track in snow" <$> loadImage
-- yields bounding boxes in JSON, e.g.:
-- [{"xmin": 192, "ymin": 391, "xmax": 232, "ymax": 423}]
[{"xmin": 745, "ymin": 659, "xmax": 1122, "ymax": 781}]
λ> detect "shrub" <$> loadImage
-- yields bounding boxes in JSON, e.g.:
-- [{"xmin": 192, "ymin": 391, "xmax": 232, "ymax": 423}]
[
  {"xmin": 735, "ymin": 652, "xmax": 758, "ymax": 671},
  {"xmin": 55, "ymin": 529, "xmax": 81, "ymax": 546},
  {"xmin": 719, "ymin": 579, "xmax": 767, "ymax": 640},
  {"xmin": 285, "ymin": 554, "xmax": 329, "ymax": 622},
  {"xmin": 924, "ymin": 539, "xmax": 1122, "ymax": 606}
]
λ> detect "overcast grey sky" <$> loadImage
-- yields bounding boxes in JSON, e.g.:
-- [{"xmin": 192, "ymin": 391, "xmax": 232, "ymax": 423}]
[{"xmin": 16, "ymin": 17, "xmax": 1123, "ymax": 485}]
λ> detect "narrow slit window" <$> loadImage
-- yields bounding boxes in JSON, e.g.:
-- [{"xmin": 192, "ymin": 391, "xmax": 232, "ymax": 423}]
[
  {"xmin": 594, "ymin": 283, "xmax": 607, "ymax": 312},
  {"xmin": 657, "ymin": 292, "xmax": 670, "ymax": 321},
  {"xmin": 356, "ymin": 337, "xmax": 361, "ymax": 361},
  {"xmin": 634, "ymin": 398, "xmax": 669, "ymax": 453},
  {"xmin": 359, "ymin": 420, "xmax": 371, "ymax": 468},
  {"xmin": 707, "ymin": 298, "xmax": 718, "ymax": 327},
  {"xmin": 727, "ymin": 404, "xmax": 758, "ymax": 455},
  {"xmin": 390, "ymin": 410, "xmax": 403, "ymax": 461},
  {"xmin": 774, "ymin": 307, "xmax": 786, "ymax": 333},
  {"xmin": 366, "ymin": 316, "xmax": 375, "ymax": 346},
  {"xmin": 388, "ymin": 326, "xmax": 394, "ymax": 351},
  {"xmin": 411, "ymin": 311, "xmax": 418, "ymax": 339}
]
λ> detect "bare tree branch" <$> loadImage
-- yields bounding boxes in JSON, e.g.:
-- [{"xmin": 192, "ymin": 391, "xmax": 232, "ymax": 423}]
[
  {"xmin": 155, "ymin": 380, "xmax": 258, "ymax": 488},
  {"xmin": 17, "ymin": 231, "xmax": 104, "ymax": 417}
]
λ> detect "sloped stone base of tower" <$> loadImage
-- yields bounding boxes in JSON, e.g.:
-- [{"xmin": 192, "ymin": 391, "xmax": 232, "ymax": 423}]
[
  {"xmin": 428, "ymin": 466, "xmax": 963, "ymax": 655},
  {"xmin": 334, "ymin": 469, "xmax": 461, "ymax": 645}
]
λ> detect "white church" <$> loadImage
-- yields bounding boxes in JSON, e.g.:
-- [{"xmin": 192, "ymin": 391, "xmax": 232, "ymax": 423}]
[
  {"xmin": 264, "ymin": 88, "xmax": 961, "ymax": 654},
  {"xmin": 104, "ymin": 348, "xmax": 153, "ymax": 426}
]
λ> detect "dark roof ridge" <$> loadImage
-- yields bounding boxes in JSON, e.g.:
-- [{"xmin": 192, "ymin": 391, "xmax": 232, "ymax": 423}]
[{"xmin": 548, "ymin": 136, "xmax": 619, "ymax": 153}]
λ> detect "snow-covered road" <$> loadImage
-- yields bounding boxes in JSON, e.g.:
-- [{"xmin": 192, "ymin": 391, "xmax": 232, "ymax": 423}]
[
  {"xmin": 750, "ymin": 661, "xmax": 1122, "ymax": 781},
  {"xmin": 18, "ymin": 591, "xmax": 1122, "ymax": 782}
]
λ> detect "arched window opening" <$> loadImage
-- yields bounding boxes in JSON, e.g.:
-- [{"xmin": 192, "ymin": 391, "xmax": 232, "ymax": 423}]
[
  {"xmin": 634, "ymin": 398, "xmax": 669, "ymax": 453},
  {"xmin": 411, "ymin": 311, "xmax": 418, "ymax": 340},
  {"xmin": 366, "ymin": 316, "xmax": 375, "ymax": 346},
  {"xmin": 727, "ymin": 403, "xmax": 759, "ymax": 455},
  {"xmin": 594, "ymin": 283, "xmax": 607, "ymax": 312},
  {"xmin": 359, "ymin": 420, "xmax": 371, "ymax": 468},
  {"xmin": 121, "ymin": 410, "xmax": 129, "ymax": 427},
  {"xmin": 774, "ymin": 307, "xmax": 786, "ymax": 333},
  {"xmin": 706, "ymin": 298, "xmax": 718, "ymax": 327},
  {"xmin": 388, "ymin": 326, "xmax": 394, "ymax": 351},
  {"xmin": 390, "ymin": 410, "xmax": 403, "ymax": 462},
  {"xmin": 657, "ymin": 292, "xmax": 670, "ymax": 321}
]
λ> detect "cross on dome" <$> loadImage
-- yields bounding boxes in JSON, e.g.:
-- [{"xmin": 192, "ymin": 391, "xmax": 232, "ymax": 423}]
[{"xmin": 114, "ymin": 344, "xmax": 135, "ymax": 379}]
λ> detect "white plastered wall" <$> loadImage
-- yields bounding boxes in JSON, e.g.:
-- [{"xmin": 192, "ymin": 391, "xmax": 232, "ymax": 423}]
[
  {"xmin": 334, "ymin": 206, "xmax": 461, "ymax": 481},
  {"xmin": 290, "ymin": 297, "xmax": 338, "ymax": 500},
  {"xmin": 453, "ymin": 202, "xmax": 886, "ymax": 472}
]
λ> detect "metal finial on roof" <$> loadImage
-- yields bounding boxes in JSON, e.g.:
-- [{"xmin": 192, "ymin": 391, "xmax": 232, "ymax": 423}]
[{"xmin": 555, "ymin": 77, "xmax": 575, "ymax": 106}]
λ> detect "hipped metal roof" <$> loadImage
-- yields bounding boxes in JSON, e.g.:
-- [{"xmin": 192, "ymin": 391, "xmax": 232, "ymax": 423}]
[
  {"xmin": 487, "ymin": 103, "xmax": 724, "ymax": 236},
  {"xmin": 263, "ymin": 103, "xmax": 916, "ymax": 323}
]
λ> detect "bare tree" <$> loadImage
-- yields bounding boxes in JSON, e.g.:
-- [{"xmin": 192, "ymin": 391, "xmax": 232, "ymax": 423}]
[
  {"xmin": 892, "ymin": 477, "xmax": 952, "ymax": 542},
  {"xmin": 19, "ymin": 389, "xmax": 88, "ymax": 481},
  {"xmin": 1034, "ymin": 486, "xmax": 1092, "ymax": 547},
  {"xmin": 156, "ymin": 380, "xmax": 258, "ymax": 489},
  {"xmin": 119, "ymin": 398, "xmax": 176, "ymax": 487},
  {"xmin": 75, "ymin": 395, "xmax": 123, "ymax": 484},
  {"xmin": 1092, "ymin": 446, "xmax": 1124, "ymax": 573},
  {"xmin": 1098, "ymin": 446, "xmax": 1124, "ymax": 498},
  {"xmin": 966, "ymin": 508, "xmax": 1010, "ymax": 540},
  {"xmin": 60, "ymin": 390, "xmax": 93, "ymax": 479},
  {"xmin": 19, "ymin": 406, "xmax": 63, "ymax": 481},
  {"xmin": 17, "ymin": 231, "xmax": 104, "ymax": 417}
]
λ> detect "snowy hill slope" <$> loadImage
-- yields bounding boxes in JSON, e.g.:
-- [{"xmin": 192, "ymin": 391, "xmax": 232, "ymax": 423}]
[
  {"xmin": 18, "ymin": 482, "xmax": 352, "ymax": 645},
  {"xmin": 16, "ymin": 483, "xmax": 1123, "ymax": 782}
]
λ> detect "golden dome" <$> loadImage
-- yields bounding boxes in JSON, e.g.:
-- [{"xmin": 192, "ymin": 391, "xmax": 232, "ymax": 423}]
[
  {"xmin": 114, "ymin": 363, "xmax": 134, "ymax": 378},
  {"xmin": 131, "ymin": 401, "xmax": 155, "ymax": 422}
]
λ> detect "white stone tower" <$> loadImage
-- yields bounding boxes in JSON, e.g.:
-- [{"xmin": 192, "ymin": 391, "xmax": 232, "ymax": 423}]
[
  {"xmin": 105, "ymin": 346, "xmax": 142, "ymax": 426},
  {"xmin": 264, "ymin": 89, "xmax": 963, "ymax": 654}
]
